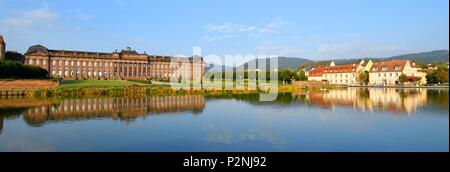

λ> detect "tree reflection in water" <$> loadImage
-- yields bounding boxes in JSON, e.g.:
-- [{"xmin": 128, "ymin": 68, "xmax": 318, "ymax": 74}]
[{"xmin": 0, "ymin": 88, "xmax": 448, "ymax": 130}]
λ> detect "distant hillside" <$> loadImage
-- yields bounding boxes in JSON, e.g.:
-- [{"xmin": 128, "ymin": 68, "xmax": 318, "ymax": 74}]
[
  {"xmin": 205, "ymin": 50, "xmax": 449, "ymax": 72},
  {"xmin": 298, "ymin": 50, "xmax": 449, "ymax": 70},
  {"xmin": 384, "ymin": 50, "xmax": 449, "ymax": 63},
  {"xmin": 240, "ymin": 57, "xmax": 312, "ymax": 70}
]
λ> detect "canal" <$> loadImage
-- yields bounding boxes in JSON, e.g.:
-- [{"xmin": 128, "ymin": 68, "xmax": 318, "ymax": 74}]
[{"xmin": 0, "ymin": 88, "xmax": 448, "ymax": 151}]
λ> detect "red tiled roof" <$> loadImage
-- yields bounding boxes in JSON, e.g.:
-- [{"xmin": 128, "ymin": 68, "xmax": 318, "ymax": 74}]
[
  {"xmin": 323, "ymin": 64, "xmax": 358, "ymax": 73},
  {"xmin": 309, "ymin": 65, "xmax": 324, "ymax": 76},
  {"xmin": 371, "ymin": 60, "xmax": 407, "ymax": 73}
]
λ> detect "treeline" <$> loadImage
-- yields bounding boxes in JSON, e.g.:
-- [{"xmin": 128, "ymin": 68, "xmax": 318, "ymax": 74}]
[
  {"xmin": 206, "ymin": 69, "xmax": 307, "ymax": 84},
  {"xmin": 426, "ymin": 64, "xmax": 449, "ymax": 84},
  {"xmin": 0, "ymin": 60, "xmax": 48, "ymax": 79}
]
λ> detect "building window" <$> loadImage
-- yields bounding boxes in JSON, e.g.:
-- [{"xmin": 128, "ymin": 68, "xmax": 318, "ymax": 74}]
[
  {"xmin": 382, "ymin": 66, "xmax": 388, "ymax": 71},
  {"xmin": 395, "ymin": 65, "xmax": 401, "ymax": 70},
  {"xmin": 43, "ymin": 60, "xmax": 47, "ymax": 65}
]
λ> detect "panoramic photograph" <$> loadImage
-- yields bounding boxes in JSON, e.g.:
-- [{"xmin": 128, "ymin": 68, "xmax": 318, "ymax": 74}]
[{"xmin": 0, "ymin": 0, "xmax": 448, "ymax": 169}]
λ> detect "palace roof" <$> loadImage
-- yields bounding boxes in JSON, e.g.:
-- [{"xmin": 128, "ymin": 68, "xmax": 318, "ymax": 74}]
[
  {"xmin": 25, "ymin": 44, "xmax": 49, "ymax": 55},
  {"xmin": 24, "ymin": 44, "xmax": 204, "ymax": 62}
]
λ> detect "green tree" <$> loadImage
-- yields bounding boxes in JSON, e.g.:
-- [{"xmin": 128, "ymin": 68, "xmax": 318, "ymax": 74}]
[
  {"xmin": 278, "ymin": 69, "xmax": 298, "ymax": 84},
  {"xmin": 0, "ymin": 60, "xmax": 48, "ymax": 79},
  {"xmin": 426, "ymin": 64, "xmax": 449, "ymax": 84},
  {"xmin": 298, "ymin": 70, "xmax": 308, "ymax": 81},
  {"xmin": 358, "ymin": 71, "xmax": 369, "ymax": 85},
  {"xmin": 398, "ymin": 74, "xmax": 408, "ymax": 84}
]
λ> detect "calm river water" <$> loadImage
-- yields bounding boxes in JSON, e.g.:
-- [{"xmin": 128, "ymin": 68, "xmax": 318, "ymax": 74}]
[{"xmin": 0, "ymin": 88, "xmax": 448, "ymax": 152}]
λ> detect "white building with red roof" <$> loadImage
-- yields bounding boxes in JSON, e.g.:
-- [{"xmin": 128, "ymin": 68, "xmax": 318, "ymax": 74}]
[
  {"xmin": 369, "ymin": 60, "xmax": 427, "ymax": 86},
  {"xmin": 321, "ymin": 60, "xmax": 372, "ymax": 85}
]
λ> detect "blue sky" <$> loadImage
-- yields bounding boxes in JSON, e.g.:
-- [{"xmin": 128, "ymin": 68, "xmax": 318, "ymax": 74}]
[{"xmin": 0, "ymin": 0, "xmax": 448, "ymax": 61}]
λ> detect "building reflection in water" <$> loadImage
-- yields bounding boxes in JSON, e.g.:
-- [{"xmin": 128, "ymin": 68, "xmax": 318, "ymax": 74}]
[
  {"xmin": 0, "ymin": 88, "xmax": 446, "ymax": 131},
  {"xmin": 294, "ymin": 88, "xmax": 429, "ymax": 115},
  {"xmin": 20, "ymin": 95, "xmax": 205, "ymax": 126},
  {"xmin": 0, "ymin": 115, "xmax": 3, "ymax": 135}
]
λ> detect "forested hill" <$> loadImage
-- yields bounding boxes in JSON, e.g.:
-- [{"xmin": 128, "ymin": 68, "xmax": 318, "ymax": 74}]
[
  {"xmin": 239, "ymin": 57, "xmax": 312, "ymax": 70},
  {"xmin": 297, "ymin": 50, "xmax": 449, "ymax": 70},
  {"xmin": 384, "ymin": 50, "xmax": 448, "ymax": 63},
  {"xmin": 207, "ymin": 50, "xmax": 448, "ymax": 71}
]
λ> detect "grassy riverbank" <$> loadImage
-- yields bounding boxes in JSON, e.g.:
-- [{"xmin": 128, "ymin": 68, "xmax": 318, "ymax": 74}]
[
  {"xmin": 1, "ymin": 80, "xmax": 342, "ymax": 99},
  {"xmin": 25, "ymin": 86, "xmax": 267, "ymax": 98},
  {"xmin": 60, "ymin": 80, "xmax": 150, "ymax": 87}
]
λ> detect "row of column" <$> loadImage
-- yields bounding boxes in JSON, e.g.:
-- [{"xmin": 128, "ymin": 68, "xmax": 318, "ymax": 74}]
[{"xmin": 25, "ymin": 57, "xmax": 204, "ymax": 80}]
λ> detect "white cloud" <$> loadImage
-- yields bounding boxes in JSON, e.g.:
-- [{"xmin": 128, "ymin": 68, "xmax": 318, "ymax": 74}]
[
  {"xmin": 202, "ymin": 18, "xmax": 290, "ymax": 42},
  {"xmin": 5, "ymin": 6, "xmax": 59, "ymax": 28},
  {"xmin": 255, "ymin": 18, "xmax": 289, "ymax": 36},
  {"xmin": 202, "ymin": 34, "xmax": 236, "ymax": 42},
  {"xmin": 203, "ymin": 23, "xmax": 238, "ymax": 33}
]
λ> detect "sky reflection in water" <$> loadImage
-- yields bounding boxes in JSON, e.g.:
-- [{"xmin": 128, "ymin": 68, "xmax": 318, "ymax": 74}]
[{"xmin": 0, "ymin": 88, "xmax": 448, "ymax": 152}]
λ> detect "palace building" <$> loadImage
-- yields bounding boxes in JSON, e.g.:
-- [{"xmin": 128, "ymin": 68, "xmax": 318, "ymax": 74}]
[{"xmin": 23, "ymin": 44, "xmax": 204, "ymax": 80}]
